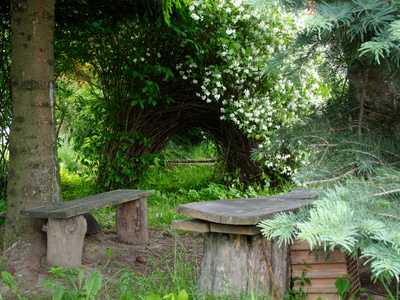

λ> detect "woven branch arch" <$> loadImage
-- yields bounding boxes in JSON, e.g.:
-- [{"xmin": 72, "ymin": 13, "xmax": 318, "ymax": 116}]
[{"xmin": 97, "ymin": 93, "xmax": 284, "ymax": 190}]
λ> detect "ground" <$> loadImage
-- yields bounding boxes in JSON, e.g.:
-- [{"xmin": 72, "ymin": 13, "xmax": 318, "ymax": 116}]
[
  {"xmin": 0, "ymin": 228, "xmax": 399, "ymax": 299},
  {"xmin": 0, "ymin": 228, "xmax": 204, "ymax": 299}
]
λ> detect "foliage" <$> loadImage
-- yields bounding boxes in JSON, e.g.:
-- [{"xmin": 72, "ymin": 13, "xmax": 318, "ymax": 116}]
[
  {"xmin": 0, "ymin": 271, "xmax": 27, "ymax": 300},
  {"xmin": 256, "ymin": 0, "xmax": 400, "ymax": 285},
  {"xmin": 288, "ymin": 0, "xmax": 400, "ymax": 71},
  {"xmin": 60, "ymin": 166, "xmax": 94, "ymax": 201},
  {"xmin": 55, "ymin": 0, "xmax": 326, "ymax": 191},
  {"xmin": 40, "ymin": 267, "xmax": 102, "ymax": 300},
  {"xmin": 284, "ymin": 261, "xmax": 311, "ymax": 300},
  {"xmin": 258, "ymin": 123, "xmax": 400, "ymax": 282},
  {"xmin": 142, "ymin": 163, "xmax": 217, "ymax": 193}
]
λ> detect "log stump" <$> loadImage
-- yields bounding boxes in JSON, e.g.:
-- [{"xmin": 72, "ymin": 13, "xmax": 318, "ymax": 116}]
[
  {"xmin": 46, "ymin": 215, "xmax": 87, "ymax": 267},
  {"xmin": 199, "ymin": 232, "xmax": 290, "ymax": 298},
  {"xmin": 116, "ymin": 197, "xmax": 148, "ymax": 245}
]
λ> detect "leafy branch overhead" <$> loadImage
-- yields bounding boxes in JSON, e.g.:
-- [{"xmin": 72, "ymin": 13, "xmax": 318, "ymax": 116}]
[{"xmin": 286, "ymin": 0, "xmax": 400, "ymax": 69}]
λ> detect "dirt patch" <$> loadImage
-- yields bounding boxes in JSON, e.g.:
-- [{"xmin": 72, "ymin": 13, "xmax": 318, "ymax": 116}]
[{"xmin": 0, "ymin": 229, "xmax": 204, "ymax": 299}]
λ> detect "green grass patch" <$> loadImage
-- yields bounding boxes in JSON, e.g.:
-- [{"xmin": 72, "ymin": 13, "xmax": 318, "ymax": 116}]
[{"xmin": 60, "ymin": 166, "xmax": 95, "ymax": 201}]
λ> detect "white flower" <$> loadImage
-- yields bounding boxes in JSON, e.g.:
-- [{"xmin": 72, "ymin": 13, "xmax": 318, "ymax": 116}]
[
  {"xmin": 226, "ymin": 29, "xmax": 236, "ymax": 35},
  {"xmin": 233, "ymin": 0, "xmax": 242, "ymax": 7},
  {"xmin": 191, "ymin": 13, "xmax": 200, "ymax": 20},
  {"xmin": 189, "ymin": 5, "xmax": 195, "ymax": 11}
]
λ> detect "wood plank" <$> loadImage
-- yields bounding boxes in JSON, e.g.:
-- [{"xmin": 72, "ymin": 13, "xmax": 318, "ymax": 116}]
[
  {"xmin": 171, "ymin": 219, "xmax": 211, "ymax": 232},
  {"xmin": 176, "ymin": 188, "xmax": 320, "ymax": 225},
  {"xmin": 307, "ymin": 293, "xmax": 339, "ymax": 300},
  {"xmin": 291, "ymin": 250, "xmax": 346, "ymax": 264},
  {"xmin": 172, "ymin": 218, "xmax": 261, "ymax": 235},
  {"xmin": 209, "ymin": 223, "xmax": 261, "ymax": 235},
  {"xmin": 293, "ymin": 278, "xmax": 337, "ymax": 287},
  {"xmin": 292, "ymin": 263, "xmax": 347, "ymax": 274},
  {"xmin": 292, "ymin": 271, "xmax": 348, "ymax": 279},
  {"xmin": 20, "ymin": 189, "xmax": 154, "ymax": 219}
]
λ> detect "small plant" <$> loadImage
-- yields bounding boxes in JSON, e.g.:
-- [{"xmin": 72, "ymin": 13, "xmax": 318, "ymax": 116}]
[
  {"xmin": 334, "ymin": 274, "xmax": 370, "ymax": 300},
  {"xmin": 0, "ymin": 271, "xmax": 28, "ymax": 300},
  {"xmin": 41, "ymin": 267, "xmax": 102, "ymax": 300},
  {"xmin": 285, "ymin": 261, "xmax": 311, "ymax": 300}
]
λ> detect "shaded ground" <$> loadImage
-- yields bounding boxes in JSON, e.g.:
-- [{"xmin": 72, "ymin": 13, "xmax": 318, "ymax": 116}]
[
  {"xmin": 0, "ymin": 229, "xmax": 204, "ymax": 299},
  {"xmin": 0, "ymin": 228, "xmax": 398, "ymax": 299}
]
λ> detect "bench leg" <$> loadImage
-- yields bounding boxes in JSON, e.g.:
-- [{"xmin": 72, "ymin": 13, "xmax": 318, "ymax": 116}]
[
  {"xmin": 46, "ymin": 215, "xmax": 87, "ymax": 268},
  {"xmin": 116, "ymin": 197, "xmax": 148, "ymax": 245},
  {"xmin": 199, "ymin": 232, "xmax": 290, "ymax": 297}
]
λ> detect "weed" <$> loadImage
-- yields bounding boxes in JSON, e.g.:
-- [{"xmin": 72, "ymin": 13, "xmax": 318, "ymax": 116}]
[
  {"xmin": 285, "ymin": 261, "xmax": 311, "ymax": 300},
  {"xmin": 41, "ymin": 267, "xmax": 102, "ymax": 299},
  {"xmin": 0, "ymin": 271, "xmax": 28, "ymax": 300}
]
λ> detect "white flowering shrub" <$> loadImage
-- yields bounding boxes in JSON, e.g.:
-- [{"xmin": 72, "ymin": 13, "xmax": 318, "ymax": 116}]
[
  {"xmin": 59, "ymin": 0, "xmax": 331, "ymax": 189},
  {"xmin": 178, "ymin": 0, "xmax": 330, "ymax": 178}
]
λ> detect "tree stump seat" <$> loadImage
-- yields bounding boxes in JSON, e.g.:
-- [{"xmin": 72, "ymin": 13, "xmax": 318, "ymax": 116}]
[
  {"xmin": 20, "ymin": 189, "xmax": 153, "ymax": 268},
  {"xmin": 171, "ymin": 188, "xmax": 320, "ymax": 298}
]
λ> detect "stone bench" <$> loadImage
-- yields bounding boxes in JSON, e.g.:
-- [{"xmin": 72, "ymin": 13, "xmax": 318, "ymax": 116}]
[
  {"xmin": 171, "ymin": 188, "xmax": 320, "ymax": 298},
  {"xmin": 20, "ymin": 189, "xmax": 153, "ymax": 268}
]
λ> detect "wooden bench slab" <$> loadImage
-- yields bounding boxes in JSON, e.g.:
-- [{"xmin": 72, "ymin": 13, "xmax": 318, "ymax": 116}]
[
  {"xmin": 19, "ymin": 189, "xmax": 153, "ymax": 268},
  {"xmin": 172, "ymin": 188, "xmax": 321, "ymax": 298},
  {"xmin": 20, "ymin": 189, "xmax": 153, "ymax": 218},
  {"xmin": 176, "ymin": 188, "xmax": 320, "ymax": 225}
]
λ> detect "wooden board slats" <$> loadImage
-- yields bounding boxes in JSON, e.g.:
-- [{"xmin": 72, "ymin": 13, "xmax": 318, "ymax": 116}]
[
  {"xmin": 291, "ymin": 249, "xmax": 346, "ymax": 265},
  {"xmin": 171, "ymin": 218, "xmax": 261, "ymax": 235},
  {"xmin": 175, "ymin": 188, "xmax": 320, "ymax": 225},
  {"xmin": 20, "ymin": 189, "xmax": 154, "ymax": 219}
]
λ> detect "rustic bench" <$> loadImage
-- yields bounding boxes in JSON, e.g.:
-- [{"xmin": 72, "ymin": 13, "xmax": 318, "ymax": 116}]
[
  {"xmin": 20, "ymin": 189, "xmax": 153, "ymax": 268},
  {"xmin": 171, "ymin": 188, "xmax": 320, "ymax": 298}
]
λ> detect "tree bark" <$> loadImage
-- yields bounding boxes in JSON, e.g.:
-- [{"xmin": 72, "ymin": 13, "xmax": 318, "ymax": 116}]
[
  {"xmin": 199, "ymin": 233, "xmax": 290, "ymax": 298},
  {"xmin": 5, "ymin": 0, "xmax": 61, "ymax": 251}
]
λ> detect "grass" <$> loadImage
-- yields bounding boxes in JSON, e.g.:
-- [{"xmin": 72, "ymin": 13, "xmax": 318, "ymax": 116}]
[{"xmin": 0, "ymin": 140, "xmax": 290, "ymax": 299}]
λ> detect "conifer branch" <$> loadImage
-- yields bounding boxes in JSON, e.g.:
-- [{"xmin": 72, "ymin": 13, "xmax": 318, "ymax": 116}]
[{"xmin": 304, "ymin": 168, "xmax": 359, "ymax": 185}]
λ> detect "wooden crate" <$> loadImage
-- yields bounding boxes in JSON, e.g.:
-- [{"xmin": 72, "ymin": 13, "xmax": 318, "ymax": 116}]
[{"xmin": 290, "ymin": 240, "xmax": 361, "ymax": 300}]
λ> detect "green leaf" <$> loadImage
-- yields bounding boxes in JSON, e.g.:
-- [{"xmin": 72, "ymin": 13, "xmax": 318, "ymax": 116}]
[
  {"xmin": 178, "ymin": 289, "xmax": 189, "ymax": 300},
  {"xmin": 83, "ymin": 270, "xmax": 102, "ymax": 299},
  {"xmin": 78, "ymin": 268, "xmax": 85, "ymax": 290},
  {"xmin": 335, "ymin": 277, "xmax": 350, "ymax": 296},
  {"xmin": 52, "ymin": 284, "xmax": 65, "ymax": 300},
  {"xmin": 1, "ymin": 271, "xmax": 17, "ymax": 292},
  {"xmin": 145, "ymin": 295, "xmax": 162, "ymax": 300}
]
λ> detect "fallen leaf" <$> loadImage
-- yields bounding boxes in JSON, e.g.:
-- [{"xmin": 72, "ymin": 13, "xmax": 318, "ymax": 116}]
[{"xmin": 136, "ymin": 256, "xmax": 147, "ymax": 264}]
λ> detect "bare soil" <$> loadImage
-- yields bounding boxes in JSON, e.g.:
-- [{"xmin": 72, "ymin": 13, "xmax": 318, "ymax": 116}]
[{"xmin": 0, "ymin": 228, "xmax": 398, "ymax": 299}]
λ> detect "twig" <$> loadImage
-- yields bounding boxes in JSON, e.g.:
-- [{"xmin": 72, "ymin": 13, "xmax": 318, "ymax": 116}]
[
  {"xmin": 305, "ymin": 168, "xmax": 359, "ymax": 185},
  {"xmin": 376, "ymin": 213, "xmax": 400, "ymax": 222}
]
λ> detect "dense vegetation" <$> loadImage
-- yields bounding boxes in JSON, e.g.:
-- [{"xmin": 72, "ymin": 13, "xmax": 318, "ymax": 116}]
[
  {"xmin": 0, "ymin": 0, "xmax": 399, "ymax": 298},
  {"xmin": 257, "ymin": 0, "xmax": 400, "ymax": 290}
]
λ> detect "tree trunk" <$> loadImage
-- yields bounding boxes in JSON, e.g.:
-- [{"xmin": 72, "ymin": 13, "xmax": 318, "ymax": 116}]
[
  {"xmin": 5, "ymin": 0, "xmax": 61, "ymax": 251},
  {"xmin": 347, "ymin": 63, "xmax": 400, "ymax": 136}
]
